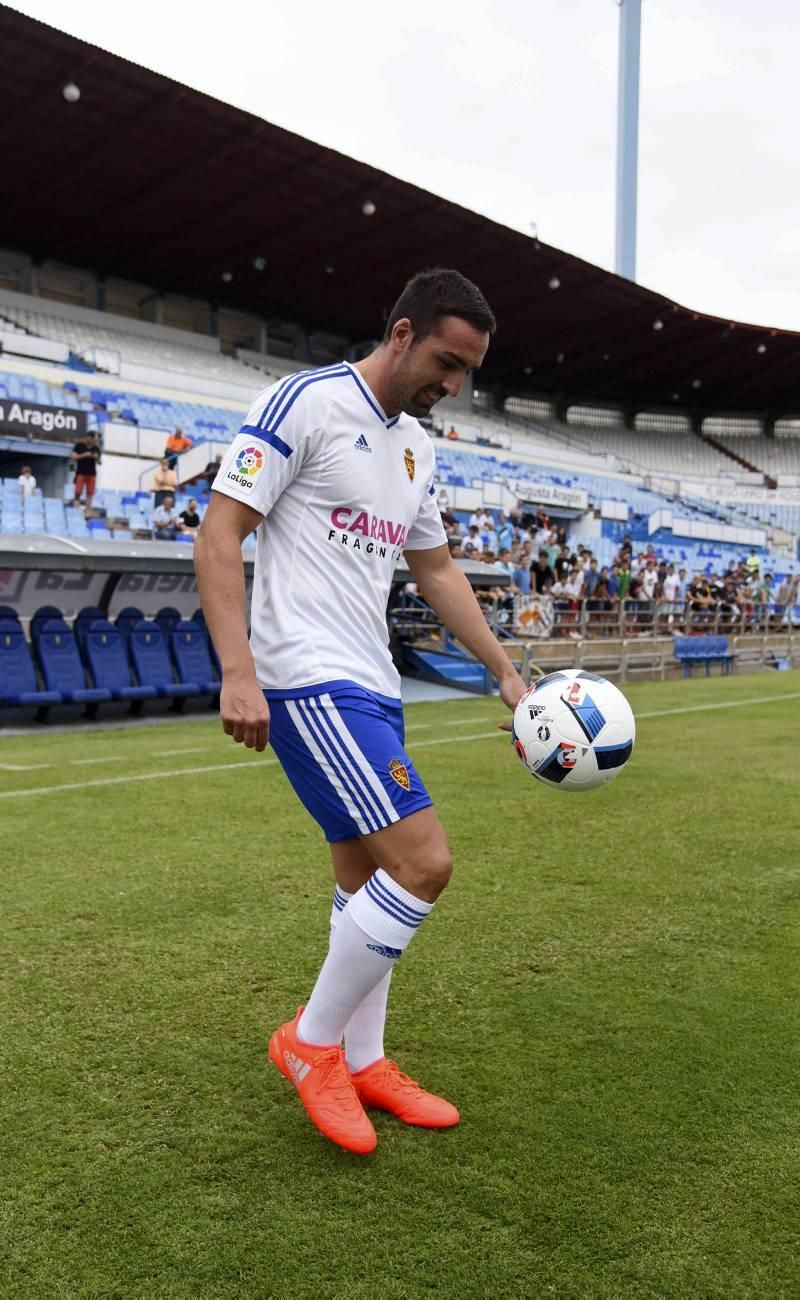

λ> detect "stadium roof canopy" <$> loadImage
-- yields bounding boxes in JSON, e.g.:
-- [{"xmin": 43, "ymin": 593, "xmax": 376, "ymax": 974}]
[{"xmin": 3, "ymin": 7, "xmax": 800, "ymax": 416}]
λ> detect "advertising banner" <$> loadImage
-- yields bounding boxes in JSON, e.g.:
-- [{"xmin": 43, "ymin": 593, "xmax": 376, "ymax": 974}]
[{"xmin": 0, "ymin": 399, "xmax": 87, "ymax": 439}]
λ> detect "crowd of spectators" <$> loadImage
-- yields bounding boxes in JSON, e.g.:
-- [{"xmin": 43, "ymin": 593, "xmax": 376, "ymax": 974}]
[{"xmin": 435, "ymin": 496, "xmax": 800, "ymax": 636}]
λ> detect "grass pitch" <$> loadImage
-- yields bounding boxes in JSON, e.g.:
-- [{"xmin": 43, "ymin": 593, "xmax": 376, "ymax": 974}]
[{"xmin": 2, "ymin": 672, "xmax": 799, "ymax": 1298}]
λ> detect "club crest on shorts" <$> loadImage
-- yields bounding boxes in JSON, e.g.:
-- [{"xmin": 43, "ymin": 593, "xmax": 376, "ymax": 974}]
[
  {"xmin": 388, "ymin": 757, "xmax": 410, "ymax": 790},
  {"xmin": 403, "ymin": 447, "xmax": 415, "ymax": 482}
]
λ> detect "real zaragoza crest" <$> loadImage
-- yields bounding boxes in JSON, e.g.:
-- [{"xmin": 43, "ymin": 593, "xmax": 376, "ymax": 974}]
[
  {"xmin": 403, "ymin": 447, "xmax": 415, "ymax": 482},
  {"xmin": 388, "ymin": 757, "xmax": 410, "ymax": 790}
]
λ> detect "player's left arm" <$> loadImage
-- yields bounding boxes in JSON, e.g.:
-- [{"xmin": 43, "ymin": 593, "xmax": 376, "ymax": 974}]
[{"xmin": 403, "ymin": 543, "xmax": 526, "ymax": 712}]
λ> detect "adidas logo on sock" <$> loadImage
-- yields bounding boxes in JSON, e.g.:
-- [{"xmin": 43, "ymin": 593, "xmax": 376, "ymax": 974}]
[
  {"xmin": 283, "ymin": 1049, "xmax": 312, "ymax": 1085},
  {"xmin": 354, "ymin": 433, "xmax": 372, "ymax": 453},
  {"xmin": 366, "ymin": 942, "xmax": 402, "ymax": 959}
]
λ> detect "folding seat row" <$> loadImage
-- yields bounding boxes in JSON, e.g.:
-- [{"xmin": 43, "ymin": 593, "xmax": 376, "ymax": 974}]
[{"xmin": 0, "ymin": 604, "xmax": 220, "ymax": 722}]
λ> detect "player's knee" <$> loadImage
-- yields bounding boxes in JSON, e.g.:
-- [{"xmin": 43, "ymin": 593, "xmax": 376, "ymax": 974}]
[{"xmin": 402, "ymin": 847, "xmax": 453, "ymax": 901}]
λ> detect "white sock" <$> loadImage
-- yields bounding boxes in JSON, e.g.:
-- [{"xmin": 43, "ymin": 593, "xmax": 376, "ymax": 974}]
[
  {"xmin": 329, "ymin": 885, "xmax": 392, "ymax": 1074},
  {"xmin": 297, "ymin": 869, "xmax": 433, "ymax": 1048}
]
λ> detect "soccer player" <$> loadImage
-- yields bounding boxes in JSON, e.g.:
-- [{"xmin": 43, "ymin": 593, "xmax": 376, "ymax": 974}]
[{"xmin": 195, "ymin": 269, "xmax": 526, "ymax": 1154}]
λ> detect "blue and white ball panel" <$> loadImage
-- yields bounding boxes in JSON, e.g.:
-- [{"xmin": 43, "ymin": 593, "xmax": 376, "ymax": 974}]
[{"xmin": 267, "ymin": 681, "xmax": 432, "ymax": 843}]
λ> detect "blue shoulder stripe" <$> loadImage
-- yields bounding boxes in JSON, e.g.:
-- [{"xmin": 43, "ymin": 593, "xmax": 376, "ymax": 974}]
[
  {"xmin": 257, "ymin": 363, "xmax": 346, "ymax": 430},
  {"xmin": 266, "ymin": 365, "xmax": 349, "ymax": 436},
  {"xmin": 238, "ymin": 424, "xmax": 293, "ymax": 459}
]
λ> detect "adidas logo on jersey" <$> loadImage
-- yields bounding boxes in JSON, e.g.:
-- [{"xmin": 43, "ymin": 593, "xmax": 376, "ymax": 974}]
[
  {"xmin": 354, "ymin": 433, "xmax": 372, "ymax": 453},
  {"xmin": 283, "ymin": 1049, "xmax": 312, "ymax": 1085}
]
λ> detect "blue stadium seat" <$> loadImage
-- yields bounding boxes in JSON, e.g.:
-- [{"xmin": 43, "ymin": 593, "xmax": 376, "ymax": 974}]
[
  {"xmin": 129, "ymin": 621, "xmax": 196, "ymax": 702},
  {"xmin": 31, "ymin": 605, "xmax": 64, "ymax": 643},
  {"xmin": 114, "ymin": 606, "xmax": 144, "ymax": 643},
  {"xmin": 0, "ymin": 620, "xmax": 62, "ymax": 714},
  {"xmin": 171, "ymin": 621, "xmax": 218, "ymax": 694},
  {"xmin": 191, "ymin": 607, "xmax": 221, "ymax": 675},
  {"xmin": 74, "ymin": 606, "xmax": 105, "ymax": 648},
  {"xmin": 155, "ymin": 606, "xmax": 182, "ymax": 637},
  {"xmin": 83, "ymin": 620, "xmax": 157, "ymax": 707},
  {"xmin": 0, "ymin": 605, "xmax": 20, "ymax": 624},
  {"xmin": 36, "ymin": 620, "xmax": 111, "ymax": 710}
]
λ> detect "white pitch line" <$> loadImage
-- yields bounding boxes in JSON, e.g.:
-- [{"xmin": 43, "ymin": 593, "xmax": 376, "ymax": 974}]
[
  {"xmin": 636, "ymin": 690, "xmax": 800, "ymax": 720},
  {"xmin": 2, "ymin": 689, "xmax": 799, "ymax": 801},
  {"xmin": 0, "ymin": 762, "xmax": 53, "ymax": 771},
  {"xmin": 0, "ymin": 733, "xmax": 503, "ymax": 800},
  {"xmin": 442, "ymin": 714, "xmax": 493, "ymax": 726},
  {"xmin": 70, "ymin": 756, "xmax": 125, "ymax": 766},
  {"xmin": 151, "ymin": 746, "xmax": 209, "ymax": 757}
]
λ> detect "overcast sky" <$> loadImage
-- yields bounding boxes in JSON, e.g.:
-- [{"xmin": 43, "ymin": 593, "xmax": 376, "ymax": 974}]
[{"xmin": 14, "ymin": 0, "xmax": 800, "ymax": 330}]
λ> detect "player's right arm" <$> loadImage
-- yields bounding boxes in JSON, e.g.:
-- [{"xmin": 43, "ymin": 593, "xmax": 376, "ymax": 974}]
[{"xmin": 194, "ymin": 493, "xmax": 269, "ymax": 751}]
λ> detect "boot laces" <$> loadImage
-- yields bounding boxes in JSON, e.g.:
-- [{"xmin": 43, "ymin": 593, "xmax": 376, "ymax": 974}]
[
  {"xmin": 316, "ymin": 1048, "xmax": 361, "ymax": 1106},
  {"xmin": 382, "ymin": 1059, "xmax": 421, "ymax": 1093}
]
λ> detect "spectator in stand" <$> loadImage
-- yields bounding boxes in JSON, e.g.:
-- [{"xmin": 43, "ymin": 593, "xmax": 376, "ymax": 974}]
[
  {"xmin": 496, "ymin": 511, "xmax": 514, "ymax": 553},
  {"xmin": 164, "ymin": 426, "xmax": 193, "ymax": 469},
  {"xmin": 18, "ymin": 465, "xmax": 36, "ymax": 499},
  {"xmin": 641, "ymin": 559, "xmax": 658, "ymax": 603},
  {"xmin": 776, "ymin": 574, "xmax": 795, "ymax": 622},
  {"xmin": 153, "ymin": 494, "xmax": 182, "ymax": 541},
  {"xmin": 446, "ymin": 424, "xmax": 459, "ymax": 440},
  {"xmin": 482, "ymin": 519, "xmax": 498, "ymax": 555},
  {"xmin": 746, "ymin": 548, "xmax": 760, "ymax": 578},
  {"xmin": 531, "ymin": 551, "xmax": 554, "ymax": 594},
  {"xmin": 204, "ymin": 456, "xmax": 222, "ymax": 493},
  {"xmin": 436, "ymin": 487, "xmax": 450, "ymax": 513},
  {"xmin": 607, "ymin": 564, "xmax": 620, "ymax": 600},
  {"xmin": 460, "ymin": 525, "xmax": 484, "ymax": 558},
  {"xmin": 688, "ymin": 574, "xmax": 715, "ymax": 625},
  {"xmin": 591, "ymin": 567, "xmax": 615, "ymax": 633},
  {"xmin": 490, "ymin": 548, "xmax": 521, "ymax": 624},
  {"xmin": 755, "ymin": 572, "xmax": 775, "ymax": 628},
  {"xmin": 616, "ymin": 556, "xmax": 632, "ymax": 605},
  {"xmin": 662, "ymin": 563, "xmax": 681, "ymax": 625},
  {"xmin": 179, "ymin": 498, "xmax": 202, "ymax": 537},
  {"xmin": 71, "ymin": 431, "xmax": 101, "ymax": 510},
  {"xmin": 153, "ymin": 457, "xmax": 178, "ymax": 507},
  {"xmin": 583, "ymin": 557, "xmax": 600, "ymax": 599},
  {"xmin": 676, "ymin": 568, "xmax": 688, "ymax": 602},
  {"xmin": 553, "ymin": 544, "xmax": 571, "ymax": 581}
]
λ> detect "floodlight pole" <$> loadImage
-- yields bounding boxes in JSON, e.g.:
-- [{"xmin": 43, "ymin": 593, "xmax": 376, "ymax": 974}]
[{"xmin": 615, "ymin": 0, "xmax": 642, "ymax": 281}]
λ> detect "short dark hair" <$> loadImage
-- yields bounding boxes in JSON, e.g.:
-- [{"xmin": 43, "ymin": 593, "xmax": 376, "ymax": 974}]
[{"xmin": 383, "ymin": 268, "xmax": 496, "ymax": 343}]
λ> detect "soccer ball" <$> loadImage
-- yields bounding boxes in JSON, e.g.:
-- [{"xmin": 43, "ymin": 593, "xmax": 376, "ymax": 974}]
[{"xmin": 511, "ymin": 669, "xmax": 635, "ymax": 791}]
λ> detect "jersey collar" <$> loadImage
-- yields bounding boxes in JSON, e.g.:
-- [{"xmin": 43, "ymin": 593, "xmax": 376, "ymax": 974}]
[{"xmin": 343, "ymin": 362, "xmax": 401, "ymax": 428}]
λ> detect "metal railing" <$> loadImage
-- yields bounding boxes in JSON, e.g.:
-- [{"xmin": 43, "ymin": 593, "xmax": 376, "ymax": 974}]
[{"xmin": 511, "ymin": 595, "xmax": 800, "ymax": 640}]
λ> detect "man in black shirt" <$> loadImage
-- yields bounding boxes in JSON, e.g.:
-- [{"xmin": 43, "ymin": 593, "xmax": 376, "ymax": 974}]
[
  {"xmin": 180, "ymin": 498, "xmax": 201, "ymax": 537},
  {"xmin": 553, "ymin": 545, "xmax": 571, "ymax": 582},
  {"xmin": 531, "ymin": 551, "xmax": 554, "ymax": 594},
  {"xmin": 71, "ymin": 432, "xmax": 101, "ymax": 509}
]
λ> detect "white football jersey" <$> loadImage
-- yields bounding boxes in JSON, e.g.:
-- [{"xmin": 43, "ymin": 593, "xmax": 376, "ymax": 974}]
[{"xmin": 212, "ymin": 362, "xmax": 447, "ymax": 698}]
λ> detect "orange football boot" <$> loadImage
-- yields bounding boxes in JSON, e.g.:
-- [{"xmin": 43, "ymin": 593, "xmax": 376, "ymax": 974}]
[
  {"xmin": 350, "ymin": 1057, "xmax": 460, "ymax": 1128},
  {"xmin": 268, "ymin": 1008, "xmax": 377, "ymax": 1155}
]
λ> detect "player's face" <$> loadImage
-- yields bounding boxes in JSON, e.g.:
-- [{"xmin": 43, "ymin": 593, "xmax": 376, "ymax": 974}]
[{"xmin": 387, "ymin": 315, "xmax": 489, "ymax": 418}]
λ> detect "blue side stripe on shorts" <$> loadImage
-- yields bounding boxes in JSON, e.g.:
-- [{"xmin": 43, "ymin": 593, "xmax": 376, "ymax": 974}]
[
  {"xmin": 298, "ymin": 698, "xmax": 381, "ymax": 833},
  {"xmin": 367, "ymin": 872, "xmax": 428, "ymax": 924},
  {"xmin": 305, "ymin": 697, "xmax": 390, "ymax": 831},
  {"xmin": 365, "ymin": 877, "xmax": 421, "ymax": 929}
]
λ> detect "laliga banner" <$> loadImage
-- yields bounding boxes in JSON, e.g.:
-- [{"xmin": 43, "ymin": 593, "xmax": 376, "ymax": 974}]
[
  {"xmin": 515, "ymin": 481, "xmax": 588, "ymax": 511},
  {"xmin": 514, "ymin": 595, "xmax": 554, "ymax": 638},
  {"xmin": 0, "ymin": 400, "xmax": 87, "ymax": 439}
]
